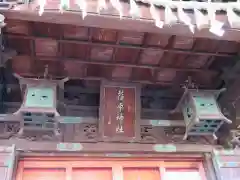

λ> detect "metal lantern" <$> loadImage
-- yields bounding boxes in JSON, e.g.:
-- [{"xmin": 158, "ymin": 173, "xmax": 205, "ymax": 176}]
[
  {"xmin": 11, "ymin": 74, "xmax": 68, "ymax": 137},
  {"xmin": 173, "ymin": 89, "xmax": 232, "ymax": 140}
]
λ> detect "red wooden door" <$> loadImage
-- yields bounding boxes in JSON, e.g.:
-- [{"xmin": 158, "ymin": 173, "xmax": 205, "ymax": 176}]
[
  {"xmin": 72, "ymin": 168, "xmax": 112, "ymax": 180},
  {"xmin": 21, "ymin": 168, "xmax": 65, "ymax": 180},
  {"xmin": 16, "ymin": 157, "xmax": 207, "ymax": 180},
  {"xmin": 124, "ymin": 168, "xmax": 160, "ymax": 180}
]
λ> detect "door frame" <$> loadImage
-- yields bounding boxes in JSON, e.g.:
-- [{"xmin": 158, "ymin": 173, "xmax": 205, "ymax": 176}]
[{"xmin": 15, "ymin": 155, "xmax": 211, "ymax": 180}]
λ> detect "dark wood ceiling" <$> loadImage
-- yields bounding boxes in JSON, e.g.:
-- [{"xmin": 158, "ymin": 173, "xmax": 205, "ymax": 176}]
[
  {"xmin": 5, "ymin": 20, "xmax": 239, "ymax": 85},
  {"xmin": 1, "ymin": 19, "xmax": 239, "ymax": 117}
]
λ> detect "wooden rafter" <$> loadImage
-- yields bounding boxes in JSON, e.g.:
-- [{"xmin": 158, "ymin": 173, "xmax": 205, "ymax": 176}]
[
  {"xmin": 7, "ymin": 34, "xmax": 237, "ymax": 58},
  {"xmin": 37, "ymin": 56, "xmax": 218, "ymax": 74}
]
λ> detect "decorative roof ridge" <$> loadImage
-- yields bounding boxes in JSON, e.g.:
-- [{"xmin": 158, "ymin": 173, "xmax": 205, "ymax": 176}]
[
  {"xmin": 135, "ymin": 0, "xmax": 240, "ymax": 11},
  {"xmin": 34, "ymin": 0, "xmax": 240, "ymax": 37}
]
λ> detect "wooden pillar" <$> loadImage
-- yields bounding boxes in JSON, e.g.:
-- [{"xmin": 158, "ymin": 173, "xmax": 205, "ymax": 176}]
[
  {"xmin": 218, "ymin": 79, "xmax": 240, "ymax": 147},
  {"xmin": 99, "ymin": 81, "xmax": 141, "ymax": 142},
  {"xmin": 0, "ymin": 67, "xmax": 6, "ymax": 113}
]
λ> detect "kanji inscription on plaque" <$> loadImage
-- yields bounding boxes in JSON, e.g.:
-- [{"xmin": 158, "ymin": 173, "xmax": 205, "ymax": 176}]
[{"xmin": 99, "ymin": 82, "xmax": 140, "ymax": 141}]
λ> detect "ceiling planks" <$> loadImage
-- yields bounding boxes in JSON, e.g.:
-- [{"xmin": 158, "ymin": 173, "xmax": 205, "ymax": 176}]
[{"xmin": 4, "ymin": 20, "xmax": 238, "ymax": 89}]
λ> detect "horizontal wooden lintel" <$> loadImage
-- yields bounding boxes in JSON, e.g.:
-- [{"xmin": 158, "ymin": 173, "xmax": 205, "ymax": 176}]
[
  {"xmin": 0, "ymin": 113, "xmax": 184, "ymax": 126},
  {"xmin": 0, "ymin": 139, "xmax": 219, "ymax": 153}
]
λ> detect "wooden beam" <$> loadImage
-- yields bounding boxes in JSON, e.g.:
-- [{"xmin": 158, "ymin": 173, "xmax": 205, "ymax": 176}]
[
  {"xmin": 0, "ymin": 114, "xmax": 185, "ymax": 126},
  {"xmin": 38, "ymin": 56, "xmax": 218, "ymax": 74},
  {"xmin": 1, "ymin": 117, "xmax": 183, "ymax": 127},
  {"xmin": 9, "ymin": 68, "xmax": 215, "ymax": 87},
  {"xmin": 3, "ymin": 83, "xmax": 183, "ymax": 98},
  {"xmin": 7, "ymin": 71, "xmax": 174, "ymax": 86},
  {"xmin": 141, "ymin": 119, "xmax": 185, "ymax": 127},
  {"xmin": 1, "ymin": 102, "xmax": 185, "ymax": 126},
  {"xmin": 0, "ymin": 139, "xmax": 220, "ymax": 153},
  {"xmin": 0, "ymin": 102, "xmax": 184, "ymax": 122},
  {"xmin": 2, "ymin": 101, "xmax": 185, "ymax": 126},
  {"xmin": 19, "ymin": 152, "xmax": 205, "ymax": 158},
  {"xmin": 1, "ymin": 3, "xmax": 240, "ymax": 42},
  {"xmin": 7, "ymin": 34, "xmax": 236, "ymax": 58}
]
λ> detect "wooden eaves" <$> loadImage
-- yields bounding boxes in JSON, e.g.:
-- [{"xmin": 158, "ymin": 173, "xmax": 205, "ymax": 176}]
[{"xmin": 1, "ymin": 0, "xmax": 240, "ymax": 42}]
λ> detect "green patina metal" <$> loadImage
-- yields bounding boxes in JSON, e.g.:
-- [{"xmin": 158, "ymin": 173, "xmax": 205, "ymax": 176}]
[
  {"xmin": 60, "ymin": 116, "xmax": 84, "ymax": 124},
  {"xmin": 220, "ymin": 150, "xmax": 235, "ymax": 155},
  {"xmin": 105, "ymin": 153, "xmax": 132, "ymax": 157},
  {"xmin": 25, "ymin": 87, "xmax": 54, "ymax": 108},
  {"xmin": 150, "ymin": 120, "xmax": 171, "ymax": 126},
  {"xmin": 193, "ymin": 96, "xmax": 220, "ymax": 115},
  {"xmin": 57, "ymin": 143, "xmax": 83, "ymax": 151},
  {"xmin": 61, "ymin": 0, "xmax": 70, "ymax": 10},
  {"xmin": 4, "ymin": 157, "xmax": 13, "ymax": 168},
  {"xmin": 153, "ymin": 144, "xmax": 177, "ymax": 152}
]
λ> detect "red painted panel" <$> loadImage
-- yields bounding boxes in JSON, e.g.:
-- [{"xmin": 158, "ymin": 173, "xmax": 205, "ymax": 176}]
[
  {"xmin": 102, "ymin": 86, "xmax": 136, "ymax": 139},
  {"xmin": 22, "ymin": 168, "xmax": 65, "ymax": 180},
  {"xmin": 103, "ymin": 87, "xmax": 118, "ymax": 137},
  {"xmin": 123, "ymin": 88, "xmax": 136, "ymax": 138},
  {"xmin": 73, "ymin": 168, "xmax": 112, "ymax": 180},
  {"xmin": 124, "ymin": 168, "xmax": 160, "ymax": 180},
  {"xmin": 164, "ymin": 170, "xmax": 202, "ymax": 180}
]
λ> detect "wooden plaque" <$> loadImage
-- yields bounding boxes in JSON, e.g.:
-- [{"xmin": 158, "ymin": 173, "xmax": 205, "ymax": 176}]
[{"xmin": 99, "ymin": 81, "xmax": 141, "ymax": 142}]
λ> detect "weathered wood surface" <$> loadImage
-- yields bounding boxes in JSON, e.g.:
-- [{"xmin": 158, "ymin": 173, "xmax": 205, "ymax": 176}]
[
  {"xmin": 99, "ymin": 81, "xmax": 141, "ymax": 141},
  {"xmin": 0, "ymin": 139, "xmax": 220, "ymax": 153},
  {"xmin": 4, "ymin": 20, "xmax": 238, "ymax": 89}
]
